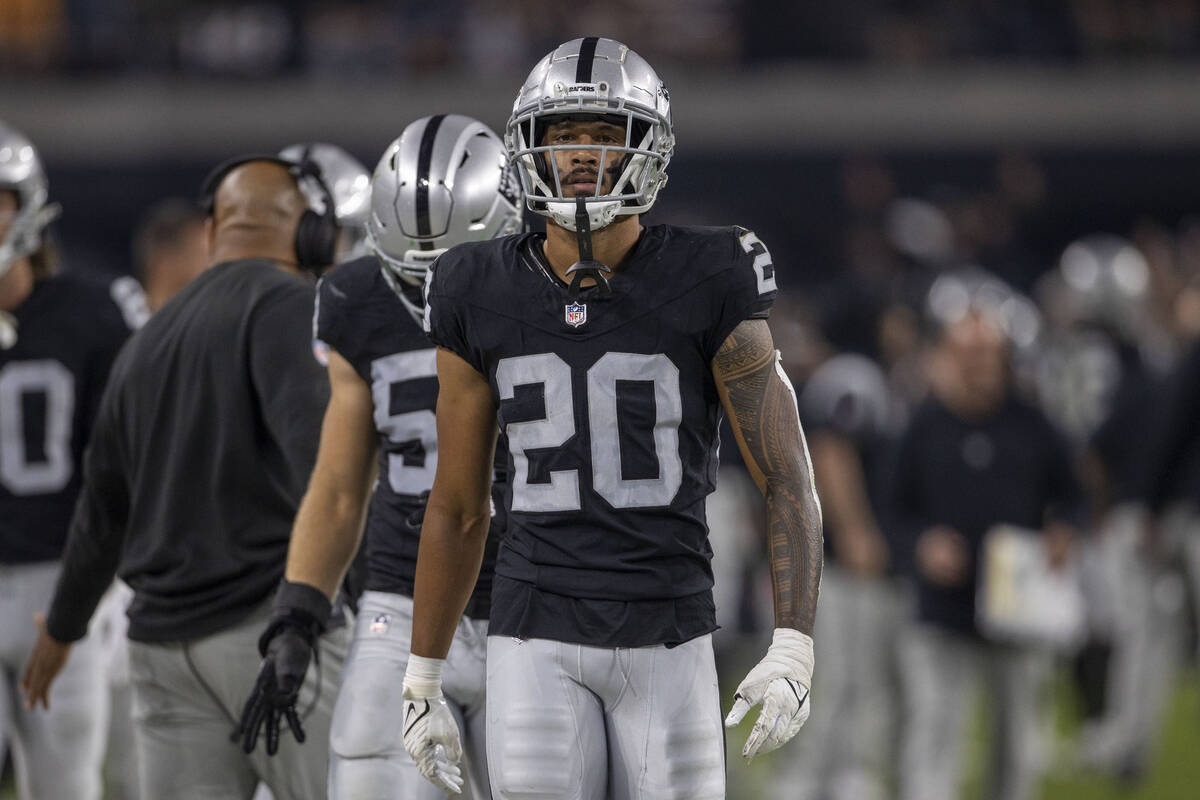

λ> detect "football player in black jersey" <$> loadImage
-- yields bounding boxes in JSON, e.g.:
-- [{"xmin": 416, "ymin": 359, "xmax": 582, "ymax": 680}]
[
  {"xmin": 0, "ymin": 120, "xmax": 146, "ymax": 800},
  {"xmin": 239, "ymin": 115, "xmax": 522, "ymax": 799},
  {"xmin": 403, "ymin": 38, "xmax": 823, "ymax": 798}
]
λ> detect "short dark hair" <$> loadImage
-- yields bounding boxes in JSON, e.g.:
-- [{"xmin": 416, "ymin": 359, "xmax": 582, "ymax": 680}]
[{"xmin": 132, "ymin": 197, "xmax": 206, "ymax": 278}]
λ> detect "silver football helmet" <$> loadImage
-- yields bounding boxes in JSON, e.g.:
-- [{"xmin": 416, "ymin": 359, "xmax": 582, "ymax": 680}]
[
  {"xmin": 1052, "ymin": 233, "xmax": 1151, "ymax": 343},
  {"xmin": 0, "ymin": 121, "xmax": 61, "ymax": 280},
  {"xmin": 279, "ymin": 142, "xmax": 372, "ymax": 261},
  {"xmin": 925, "ymin": 266, "xmax": 1042, "ymax": 351},
  {"xmin": 366, "ymin": 114, "xmax": 525, "ymax": 322},
  {"xmin": 800, "ymin": 354, "xmax": 895, "ymax": 442},
  {"xmin": 505, "ymin": 37, "xmax": 674, "ymax": 231}
]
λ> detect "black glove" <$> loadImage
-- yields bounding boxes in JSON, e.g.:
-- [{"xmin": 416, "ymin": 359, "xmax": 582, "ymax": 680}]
[{"xmin": 233, "ymin": 581, "xmax": 331, "ymax": 755}]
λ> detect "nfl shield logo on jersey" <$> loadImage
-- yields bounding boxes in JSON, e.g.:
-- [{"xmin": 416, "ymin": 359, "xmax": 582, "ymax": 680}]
[
  {"xmin": 370, "ymin": 614, "xmax": 390, "ymax": 635},
  {"xmin": 565, "ymin": 301, "xmax": 587, "ymax": 328}
]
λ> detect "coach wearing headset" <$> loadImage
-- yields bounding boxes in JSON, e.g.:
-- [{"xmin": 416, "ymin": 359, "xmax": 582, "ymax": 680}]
[{"xmin": 22, "ymin": 157, "xmax": 347, "ymax": 800}]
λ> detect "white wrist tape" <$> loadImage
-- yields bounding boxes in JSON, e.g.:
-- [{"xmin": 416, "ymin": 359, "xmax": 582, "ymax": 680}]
[
  {"xmin": 769, "ymin": 628, "xmax": 815, "ymax": 688},
  {"xmin": 403, "ymin": 654, "xmax": 446, "ymax": 699}
]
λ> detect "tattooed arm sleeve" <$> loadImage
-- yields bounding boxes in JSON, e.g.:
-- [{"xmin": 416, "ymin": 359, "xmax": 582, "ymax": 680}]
[{"xmin": 712, "ymin": 318, "xmax": 823, "ymax": 634}]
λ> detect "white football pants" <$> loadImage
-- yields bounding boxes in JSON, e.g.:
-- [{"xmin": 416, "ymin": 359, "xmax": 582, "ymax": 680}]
[
  {"xmin": 328, "ymin": 590, "xmax": 490, "ymax": 800},
  {"xmin": 486, "ymin": 633, "xmax": 726, "ymax": 800},
  {"xmin": 1083, "ymin": 502, "xmax": 1196, "ymax": 772},
  {"xmin": 0, "ymin": 560, "xmax": 108, "ymax": 800}
]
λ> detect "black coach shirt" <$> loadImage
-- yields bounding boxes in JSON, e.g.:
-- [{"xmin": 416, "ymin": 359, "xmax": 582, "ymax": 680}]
[
  {"xmin": 889, "ymin": 393, "xmax": 1083, "ymax": 635},
  {"xmin": 47, "ymin": 260, "xmax": 329, "ymax": 643}
]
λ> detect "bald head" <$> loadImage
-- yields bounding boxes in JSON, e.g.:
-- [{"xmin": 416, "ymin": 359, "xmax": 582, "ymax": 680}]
[{"xmin": 206, "ymin": 161, "xmax": 308, "ymax": 270}]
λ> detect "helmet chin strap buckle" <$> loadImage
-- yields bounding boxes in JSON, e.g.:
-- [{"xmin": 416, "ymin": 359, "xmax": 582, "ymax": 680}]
[{"xmin": 566, "ymin": 196, "xmax": 613, "ymax": 300}]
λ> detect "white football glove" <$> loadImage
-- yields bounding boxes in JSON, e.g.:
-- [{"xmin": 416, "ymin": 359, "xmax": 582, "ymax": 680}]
[
  {"xmin": 402, "ymin": 655, "xmax": 464, "ymax": 795},
  {"xmin": 724, "ymin": 627, "xmax": 814, "ymax": 761}
]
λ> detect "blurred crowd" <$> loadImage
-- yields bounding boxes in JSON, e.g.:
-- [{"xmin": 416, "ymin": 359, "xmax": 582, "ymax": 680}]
[
  {"xmin": 4, "ymin": 0, "xmax": 1200, "ymax": 76},
  {"xmin": 702, "ymin": 150, "xmax": 1200, "ymax": 797}
]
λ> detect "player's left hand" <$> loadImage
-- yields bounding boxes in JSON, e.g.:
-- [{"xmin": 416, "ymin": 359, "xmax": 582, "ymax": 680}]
[
  {"xmin": 402, "ymin": 691, "xmax": 463, "ymax": 794},
  {"xmin": 21, "ymin": 613, "xmax": 73, "ymax": 711},
  {"xmin": 724, "ymin": 627, "xmax": 814, "ymax": 761}
]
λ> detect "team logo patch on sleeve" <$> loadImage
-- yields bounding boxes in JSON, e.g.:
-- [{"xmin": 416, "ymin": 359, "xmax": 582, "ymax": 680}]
[{"xmin": 565, "ymin": 301, "xmax": 587, "ymax": 328}]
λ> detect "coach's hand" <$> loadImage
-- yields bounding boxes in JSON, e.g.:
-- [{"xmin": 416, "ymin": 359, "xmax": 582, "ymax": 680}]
[
  {"xmin": 21, "ymin": 613, "xmax": 73, "ymax": 710},
  {"xmin": 234, "ymin": 581, "xmax": 330, "ymax": 755},
  {"xmin": 402, "ymin": 654, "xmax": 464, "ymax": 794},
  {"xmin": 724, "ymin": 627, "xmax": 814, "ymax": 761}
]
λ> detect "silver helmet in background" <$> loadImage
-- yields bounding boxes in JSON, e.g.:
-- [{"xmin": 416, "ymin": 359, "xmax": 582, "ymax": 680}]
[
  {"xmin": 0, "ymin": 121, "xmax": 61, "ymax": 279},
  {"xmin": 1034, "ymin": 234, "xmax": 1161, "ymax": 441},
  {"xmin": 1048, "ymin": 233, "xmax": 1152, "ymax": 344},
  {"xmin": 925, "ymin": 266, "xmax": 1043, "ymax": 352},
  {"xmin": 279, "ymin": 142, "xmax": 372, "ymax": 262},
  {"xmin": 505, "ymin": 37, "xmax": 674, "ymax": 232},
  {"xmin": 366, "ymin": 114, "xmax": 525, "ymax": 323}
]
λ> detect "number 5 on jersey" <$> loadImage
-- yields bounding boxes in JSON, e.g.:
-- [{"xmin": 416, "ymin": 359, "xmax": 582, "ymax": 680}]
[{"xmin": 497, "ymin": 352, "xmax": 683, "ymax": 512}]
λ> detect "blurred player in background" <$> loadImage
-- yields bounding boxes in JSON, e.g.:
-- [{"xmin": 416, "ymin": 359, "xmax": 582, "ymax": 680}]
[
  {"xmin": 239, "ymin": 114, "xmax": 522, "ymax": 800},
  {"xmin": 777, "ymin": 352, "xmax": 905, "ymax": 800},
  {"xmin": 22, "ymin": 154, "xmax": 345, "ymax": 800},
  {"xmin": 891, "ymin": 269, "xmax": 1083, "ymax": 800},
  {"xmin": 279, "ymin": 142, "xmax": 371, "ymax": 265},
  {"xmin": 1111, "ymin": 312, "xmax": 1200, "ymax": 781},
  {"xmin": 404, "ymin": 37, "xmax": 823, "ymax": 798},
  {"xmin": 0, "ymin": 119, "xmax": 145, "ymax": 800},
  {"xmin": 1034, "ymin": 235, "xmax": 1174, "ymax": 781},
  {"xmin": 131, "ymin": 197, "xmax": 208, "ymax": 312}
]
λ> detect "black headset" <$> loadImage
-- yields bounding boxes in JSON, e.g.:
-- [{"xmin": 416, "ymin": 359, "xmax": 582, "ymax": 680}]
[{"xmin": 200, "ymin": 151, "xmax": 339, "ymax": 274}]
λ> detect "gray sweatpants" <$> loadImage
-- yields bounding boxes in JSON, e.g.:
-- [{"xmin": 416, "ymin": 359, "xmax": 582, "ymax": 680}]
[
  {"xmin": 486, "ymin": 634, "xmax": 726, "ymax": 800},
  {"xmin": 898, "ymin": 624, "xmax": 1051, "ymax": 800},
  {"xmin": 328, "ymin": 590, "xmax": 490, "ymax": 800},
  {"xmin": 0, "ymin": 561, "xmax": 108, "ymax": 800},
  {"xmin": 126, "ymin": 601, "xmax": 348, "ymax": 800}
]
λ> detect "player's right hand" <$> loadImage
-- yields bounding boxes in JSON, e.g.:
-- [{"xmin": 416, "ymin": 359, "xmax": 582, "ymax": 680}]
[
  {"xmin": 234, "ymin": 622, "xmax": 313, "ymax": 755},
  {"xmin": 403, "ymin": 655, "xmax": 464, "ymax": 794},
  {"xmin": 233, "ymin": 580, "xmax": 329, "ymax": 755}
]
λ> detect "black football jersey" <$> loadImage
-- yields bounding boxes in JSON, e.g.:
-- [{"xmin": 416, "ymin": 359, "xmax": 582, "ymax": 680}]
[
  {"xmin": 316, "ymin": 256, "xmax": 502, "ymax": 616},
  {"xmin": 425, "ymin": 224, "xmax": 777, "ymax": 646},
  {"xmin": 0, "ymin": 273, "xmax": 144, "ymax": 563}
]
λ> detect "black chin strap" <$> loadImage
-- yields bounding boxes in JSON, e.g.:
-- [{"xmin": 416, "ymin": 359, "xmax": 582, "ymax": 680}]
[{"xmin": 566, "ymin": 197, "xmax": 613, "ymax": 300}]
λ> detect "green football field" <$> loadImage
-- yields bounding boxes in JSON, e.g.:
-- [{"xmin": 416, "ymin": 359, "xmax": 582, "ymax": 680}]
[{"xmin": 4, "ymin": 670, "xmax": 1199, "ymax": 798}]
